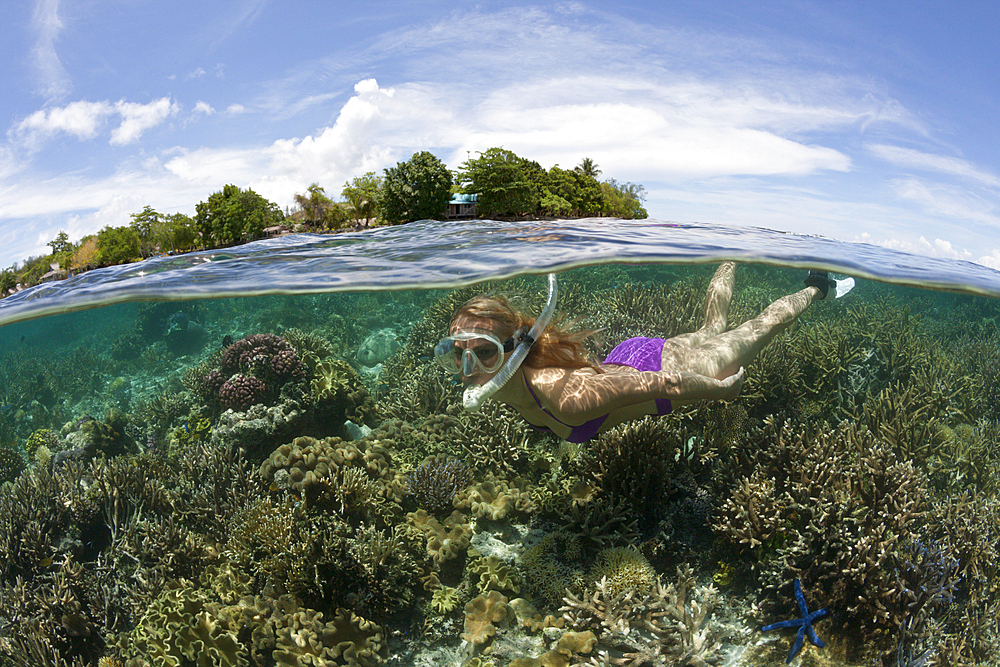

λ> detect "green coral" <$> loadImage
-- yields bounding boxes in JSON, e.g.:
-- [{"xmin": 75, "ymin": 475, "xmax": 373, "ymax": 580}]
[
  {"xmin": 0, "ymin": 446, "xmax": 26, "ymax": 484},
  {"xmin": 127, "ymin": 584, "xmax": 246, "ymax": 667},
  {"xmin": 25, "ymin": 428, "xmax": 60, "ymax": 459},
  {"xmin": 587, "ymin": 547, "xmax": 656, "ymax": 598}
]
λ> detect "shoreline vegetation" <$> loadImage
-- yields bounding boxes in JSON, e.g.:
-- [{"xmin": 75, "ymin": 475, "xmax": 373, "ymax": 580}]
[{"xmin": 2, "ymin": 150, "xmax": 647, "ymax": 300}]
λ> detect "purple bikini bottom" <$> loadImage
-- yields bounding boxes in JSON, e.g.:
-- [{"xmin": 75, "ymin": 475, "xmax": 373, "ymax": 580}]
[{"xmin": 603, "ymin": 336, "xmax": 668, "ymax": 372}]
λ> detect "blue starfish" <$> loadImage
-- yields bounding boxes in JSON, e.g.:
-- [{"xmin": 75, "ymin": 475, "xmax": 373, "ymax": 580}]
[{"xmin": 762, "ymin": 578, "xmax": 829, "ymax": 664}]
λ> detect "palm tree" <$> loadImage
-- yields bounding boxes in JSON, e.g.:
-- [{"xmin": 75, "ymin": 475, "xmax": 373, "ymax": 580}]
[{"xmin": 575, "ymin": 157, "xmax": 601, "ymax": 178}]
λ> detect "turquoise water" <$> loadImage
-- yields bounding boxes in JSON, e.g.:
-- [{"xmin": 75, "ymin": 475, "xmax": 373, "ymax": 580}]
[{"xmin": 1, "ymin": 219, "xmax": 999, "ymax": 666}]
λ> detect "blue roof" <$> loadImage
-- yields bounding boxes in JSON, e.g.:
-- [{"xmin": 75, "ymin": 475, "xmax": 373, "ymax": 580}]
[{"xmin": 449, "ymin": 193, "xmax": 478, "ymax": 204}]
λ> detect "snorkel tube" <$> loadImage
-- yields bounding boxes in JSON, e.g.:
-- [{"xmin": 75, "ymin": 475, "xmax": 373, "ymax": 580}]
[{"xmin": 463, "ymin": 273, "xmax": 558, "ymax": 412}]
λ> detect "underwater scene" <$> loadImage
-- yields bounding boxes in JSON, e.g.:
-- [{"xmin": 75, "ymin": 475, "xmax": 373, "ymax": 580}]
[{"xmin": 1, "ymin": 220, "xmax": 999, "ymax": 667}]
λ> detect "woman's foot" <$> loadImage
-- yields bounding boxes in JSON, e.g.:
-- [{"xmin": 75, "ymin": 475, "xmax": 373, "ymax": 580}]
[{"xmin": 804, "ymin": 270, "xmax": 838, "ymax": 299}]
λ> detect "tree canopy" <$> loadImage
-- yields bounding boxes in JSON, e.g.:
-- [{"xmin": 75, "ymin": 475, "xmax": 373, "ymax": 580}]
[
  {"xmin": 457, "ymin": 148, "xmax": 543, "ymax": 217},
  {"xmin": 343, "ymin": 172, "xmax": 383, "ymax": 226},
  {"xmin": 196, "ymin": 184, "xmax": 284, "ymax": 246},
  {"xmin": 379, "ymin": 152, "xmax": 453, "ymax": 224}
]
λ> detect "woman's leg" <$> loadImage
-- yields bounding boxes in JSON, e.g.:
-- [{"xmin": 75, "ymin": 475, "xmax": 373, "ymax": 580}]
[
  {"xmin": 668, "ymin": 262, "xmax": 735, "ymax": 347},
  {"xmin": 664, "ymin": 284, "xmax": 823, "ymax": 378}
]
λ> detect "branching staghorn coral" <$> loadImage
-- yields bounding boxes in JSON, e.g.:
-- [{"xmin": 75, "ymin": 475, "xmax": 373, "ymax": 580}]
[{"xmin": 562, "ymin": 564, "xmax": 721, "ymax": 666}]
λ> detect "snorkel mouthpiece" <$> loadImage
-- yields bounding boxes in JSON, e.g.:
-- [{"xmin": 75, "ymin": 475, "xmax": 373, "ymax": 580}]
[{"xmin": 462, "ymin": 273, "xmax": 558, "ymax": 412}]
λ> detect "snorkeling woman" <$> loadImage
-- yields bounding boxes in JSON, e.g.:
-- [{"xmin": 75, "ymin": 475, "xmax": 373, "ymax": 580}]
[{"xmin": 434, "ymin": 263, "xmax": 848, "ymax": 442}]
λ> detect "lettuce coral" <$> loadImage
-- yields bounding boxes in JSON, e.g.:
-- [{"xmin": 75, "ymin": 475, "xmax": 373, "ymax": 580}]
[
  {"xmin": 461, "ymin": 590, "xmax": 512, "ymax": 645},
  {"xmin": 128, "ymin": 585, "xmax": 246, "ymax": 667},
  {"xmin": 406, "ymin": 509, "xmax": 472, "ymax": 562},
  {"xmin": 272, "ymin": 607, "xmax": 385, "ymax": 667}
]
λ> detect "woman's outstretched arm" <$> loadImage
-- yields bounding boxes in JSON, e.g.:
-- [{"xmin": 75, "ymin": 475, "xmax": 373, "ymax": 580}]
[{"xmin": 526, "ymin": 366, "xmax": 745, "ymax": 423}]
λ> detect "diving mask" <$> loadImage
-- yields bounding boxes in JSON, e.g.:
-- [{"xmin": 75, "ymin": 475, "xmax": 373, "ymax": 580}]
[{"xmin": 434, "ymin": 330, "xmax": 518, "ymax": 376}]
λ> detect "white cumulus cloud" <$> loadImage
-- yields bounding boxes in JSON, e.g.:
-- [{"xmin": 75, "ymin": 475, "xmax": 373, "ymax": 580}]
[
  {"xmin": 11, "ymin": 97, "xmax": 180, "ymax": 148},
  {"xmin": 110, "ymin": 98, "xmax": 180, "ymax": 145}
]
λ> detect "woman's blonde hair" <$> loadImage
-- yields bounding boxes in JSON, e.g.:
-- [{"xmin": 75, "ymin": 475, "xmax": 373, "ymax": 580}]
[{"xmin": 451, "ymin": 294, "xmax": 601, "ymax": 371}]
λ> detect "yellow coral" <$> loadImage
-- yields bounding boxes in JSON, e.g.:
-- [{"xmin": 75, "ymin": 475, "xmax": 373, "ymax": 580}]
[
  {"xmin": 128, "ymin": 585, "xmax": 245, "ymax": 667},
  {"xmin": 509, "ymin": 598, "xmax": 564, "ymax": 632},
  {"xmin": 272, "ymin": 607, "xmax": 384, "ymax": 667},
  {"xmin": 507, "ymin": 630, "xmax": 597, "ymax": 667},
  {"xmin": 468, "ymin": 555, "xmax": 520, "ymax": 594},
  {"xmin": 431, "ymin": 586, "xmax": 460, "ymax": 614}
]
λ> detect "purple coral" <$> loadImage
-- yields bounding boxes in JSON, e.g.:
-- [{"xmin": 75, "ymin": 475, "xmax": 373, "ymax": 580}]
[
  {"xmin": 219, "ymin": 374, "xmax": 267, "ymax": 411},
  {"xmin": 407, "ymin": 456, "xmax": 474, "ymax": 515},
  {"xmin": 221, "ymin": 333, "xmax": 304, "ymax": 380}
]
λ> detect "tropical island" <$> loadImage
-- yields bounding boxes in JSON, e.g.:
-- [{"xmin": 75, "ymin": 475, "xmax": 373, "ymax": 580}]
[{"xmin": 1, "ymin": 149, "xmax": 647, "ymax": 298}]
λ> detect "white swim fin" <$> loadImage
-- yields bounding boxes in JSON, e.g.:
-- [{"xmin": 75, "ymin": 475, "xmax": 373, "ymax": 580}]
[{"xmin": 833, "ymin": 276, "xmax": 856, "ymax": 299}]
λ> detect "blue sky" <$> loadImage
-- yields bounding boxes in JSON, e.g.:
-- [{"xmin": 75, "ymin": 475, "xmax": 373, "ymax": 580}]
[{"xmin": 2, "ymin": 0, "xmax": 998, "ymax": 270}]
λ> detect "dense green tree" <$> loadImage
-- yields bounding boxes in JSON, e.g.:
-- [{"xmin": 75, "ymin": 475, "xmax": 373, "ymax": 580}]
[
  {"xmin": 97, "ymin": 226, "xmax": 141, "ymax": 266},
  {"xmin": 47, "ymin": 231, "xmax": 72, "ymax": 255},
  {"xmin": 343, "ymin": 172, "xmax": 383, "ymax": 226},
  {"xmin": 379, "ymin": 151, "xmax": 453, "ymax": 224},
  {"xmin": 130, "ymin": 205, "xmax": 162, "ymax": 258},
  {"xmin": 542, "ymin": 166, "xmax": 605, "ymax": 217},
  {"xmin": 0, "ymin": 269, "xmax": 16, "ymax": 296},
  {"xmin": 457, "ymin": 148, "xmax": 541, "ymax": 217},
  {"xmin": 601, "ymin": 179, "xmax": 648, "ymax": 219},
  {"xmin": 158, "ymin": 213, "xmax": 199, "ymax": 251},
  {"xmin": 196, "ymin": 184, "xmax": 283, "ymax": 246},
  {"xmin": 46, "ymin": 231, "xmax": 73, "ymax": 269}
]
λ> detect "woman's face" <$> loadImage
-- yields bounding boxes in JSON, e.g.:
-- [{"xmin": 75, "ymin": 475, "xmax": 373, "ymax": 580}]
[{"xmin": 449, "ymin": 314, "xmax": 508, "ymax": 386}]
